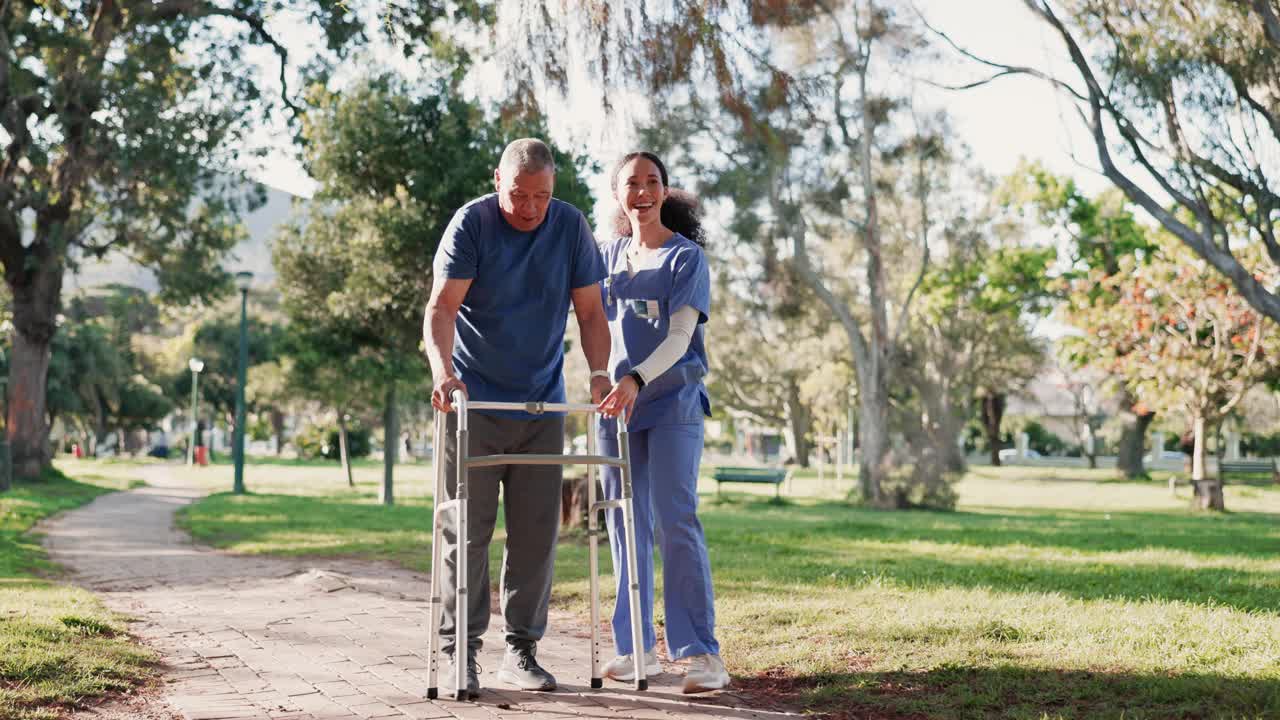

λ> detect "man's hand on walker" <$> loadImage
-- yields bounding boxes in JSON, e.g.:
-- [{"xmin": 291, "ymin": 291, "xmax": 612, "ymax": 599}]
[
  {"xmin": 589, "ymin": 375, "xmax": 612, "ymax": 405},
  {"xmin": 432, "ymin": 376, "xmax": 467, "ymax": 413},
  {"xmin": 598, "ymin": 375, "xmax": 639, "ymax": 419}
]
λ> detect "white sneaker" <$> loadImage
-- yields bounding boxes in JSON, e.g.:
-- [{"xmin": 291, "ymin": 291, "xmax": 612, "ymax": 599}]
[
  {"xmin": 602, "ymin": 648, "xmax": 661, "ymax": 681},
  {"xmin": 682, "ymin": 653, "xmax": 729, "ymax": 693}
]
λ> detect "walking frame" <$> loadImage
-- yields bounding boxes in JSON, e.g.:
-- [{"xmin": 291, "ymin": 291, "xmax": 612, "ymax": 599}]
[{"xmin": 426, "ymin": 390, "xmax": 647, "ymax": 700}]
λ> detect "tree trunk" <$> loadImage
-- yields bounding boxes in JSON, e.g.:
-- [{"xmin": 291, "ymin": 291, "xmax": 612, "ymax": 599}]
[
  {"xmin": 5, "ymin": 217, "xmax": 70, "ymax": 478},
  {"xmin": 7, "ymin": 328, "xmax": 53, "ymax": 478},
  {"xmin": 784, "ymin": 377, "xmax": 811, "ymax": 468},
  {"xmin": 1191, "ymin": 414, "xmax": 1224, "ymax": 510},
  {"xmin": 272, "ymin": 409, "xmax": 286, "ymax": 456},
  {"xmin": 857, "ymin": 364, "xmax": 889, "ymax": 506},
  {"xmin": 338, "ymin": 411, "xmax": 353, "ymax": 488},
  {"xmin": 980, "ymin": 394, "xmax": 1005, "ymax": 467},
  {"xmin": 935, "ymin": 413, "xmax": 967, "ymax": 474},
  {"xmin": 1116, "ymin": 402, "xmax": 1154, "ymax": 478},
  {"xmin": 1082, "ymin": 418, "xmax": 1098, "ymax": 469},
  {"xmin": 560, "ymin": 475, "xmax": 590, "ymax": 528},
  {"xmin": 381, "ymin": 384, "xmax": 397, "ymax": 506},
  {"xmin": 918, "ymin": 377, "xmax": 966, "ymax": 474}
]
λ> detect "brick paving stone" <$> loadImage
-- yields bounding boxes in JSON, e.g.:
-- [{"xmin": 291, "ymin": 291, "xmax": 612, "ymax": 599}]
[
  {"xmin": 396, "ymin": 703, "xmax": 454, "ymax": 720},
  {"xmin": 345, "ymin": 701, "xmax": 401, "ymax": 718},
  {"xmin": 315, "ymin": 680, "xmax": 364, "ymax": 699}
]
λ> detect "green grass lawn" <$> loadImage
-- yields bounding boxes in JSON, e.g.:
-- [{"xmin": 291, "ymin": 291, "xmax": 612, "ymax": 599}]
[
  {"xmin": 143, "ymin": 456, "xmax": 1280, "ymax": 718},
  {"xmin": 0, "ymin": 467, "xmax": 156, "ymax": 720}
]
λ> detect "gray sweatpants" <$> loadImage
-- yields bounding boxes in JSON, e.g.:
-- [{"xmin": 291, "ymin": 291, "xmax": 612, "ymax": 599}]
[{"xmin": 438, "ymin": 411, "xmax": 564, "ymax": 654}]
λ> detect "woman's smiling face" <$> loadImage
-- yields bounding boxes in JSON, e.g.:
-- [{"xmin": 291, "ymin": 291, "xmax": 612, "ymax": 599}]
[{"xmin": 615, "ymin": 156, "xmax": 669, "ymax": 227}]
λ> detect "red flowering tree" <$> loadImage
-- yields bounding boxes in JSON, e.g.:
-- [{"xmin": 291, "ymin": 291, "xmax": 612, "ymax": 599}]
[{"xmin": 1061, "ymin": 239, "xmax": 1280, "ymax": 510}]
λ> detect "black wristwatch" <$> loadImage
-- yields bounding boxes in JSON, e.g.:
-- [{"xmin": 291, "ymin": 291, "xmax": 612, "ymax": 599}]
[{"xmin": 626, "ymin": 370, "xmax": 646, "ymax": 389}]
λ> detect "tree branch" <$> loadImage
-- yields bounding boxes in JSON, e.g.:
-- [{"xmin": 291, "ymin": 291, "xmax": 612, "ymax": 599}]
[
  {"xmin": 1217, "ymin": 315, "xmax": 1264, "ymax": 417},
  {"xmin": 1022, "ymin": 0, "xmax": 1280, "ymax": 325},
  {"xmin": 892, "ymin": 116, "xmax": 933, "ymax": 352},
  {"xmin": 1242, "ymin": 0, "xmax": 1280, "ymax": 48},
  {"xmin": 792, "ymin": 213, "xmax": 871, "ymax": 367},
  {"xmin": 1226, "ymin": 69, "xmax": 1280, "ymax": 143},
  {"xmin": 913, "ymin": 5, "xmax": 1089, "ymax": 103},
  {"xmin": 136, "ymin": 0, "xmax": 300, "ymax": 118}
]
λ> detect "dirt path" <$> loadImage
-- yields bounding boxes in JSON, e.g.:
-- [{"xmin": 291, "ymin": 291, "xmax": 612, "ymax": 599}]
[{"xmin": 40, "ymin": 467, "xmax": 798, "ymax": 720}]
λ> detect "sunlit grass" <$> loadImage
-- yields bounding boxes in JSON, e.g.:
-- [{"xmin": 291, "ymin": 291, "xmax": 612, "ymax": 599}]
[
  {"xmin": 157, "ymin": 458, "xmax": 1280, "ymax": 718},
  {"xmin": 0, "ymin": 467, "xmax": 156, "ymax": 720}
]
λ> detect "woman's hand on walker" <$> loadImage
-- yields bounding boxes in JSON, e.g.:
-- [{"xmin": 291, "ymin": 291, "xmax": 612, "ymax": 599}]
[
  {"xmin": 598, "ymin": 375, "xmax": 639, "ymax": 419},
  {"xmin": 432, "ymin": 376, "xmax": 467, "ymax": 413}
]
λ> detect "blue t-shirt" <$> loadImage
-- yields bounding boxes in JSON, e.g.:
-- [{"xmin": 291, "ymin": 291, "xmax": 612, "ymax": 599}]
[
  {"xmin": 434, "ymin": 194, "xmax": 605, "ymax": 416},
  {"xmin": 599, "ymin": 233, "xmax": 712, "ymax": 431}
]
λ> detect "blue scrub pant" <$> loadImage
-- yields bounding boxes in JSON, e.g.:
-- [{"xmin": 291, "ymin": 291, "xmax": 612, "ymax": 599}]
[{"xmin": 598, "ymin": 422, "xmax": 720, "ymax": 659}]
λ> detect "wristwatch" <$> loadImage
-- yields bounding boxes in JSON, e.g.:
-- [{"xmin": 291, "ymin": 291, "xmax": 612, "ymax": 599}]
[{"xmin": 626, "ymin": 370, "xmax": 646, "ymax": 389}]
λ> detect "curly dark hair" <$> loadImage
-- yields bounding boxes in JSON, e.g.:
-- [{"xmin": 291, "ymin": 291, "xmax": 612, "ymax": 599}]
[{"xmin": 610, "ymin": 151, "xmax": 706, "ymax": 246}]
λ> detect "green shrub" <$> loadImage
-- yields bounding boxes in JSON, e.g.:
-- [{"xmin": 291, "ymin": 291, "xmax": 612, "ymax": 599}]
[
  {"xmin": 1023, "ymin": 420, "xmax": 1068, "ymax": 456},
  {"xmin": 1242, "ymin": 431, "xmax": 1280, "ymax": 457},
  {"xmin": 294, "ymin": 424, "xmax": 371, "ymax": 460}
]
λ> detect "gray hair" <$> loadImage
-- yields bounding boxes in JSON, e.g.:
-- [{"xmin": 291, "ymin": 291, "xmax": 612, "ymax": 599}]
[{"xmin": 499, "ymin": 138, "xmax": 557, "ymax": 176}]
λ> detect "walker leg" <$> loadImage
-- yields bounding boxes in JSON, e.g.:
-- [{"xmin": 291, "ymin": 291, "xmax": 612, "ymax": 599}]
[
  {"xmin": 455, "ymin": 409, "xmax": 470, "ymax": 700},
  {"xmin": 616, "ymin": 419, "xmax": 647, "ymax": 691},
  {"xmin": 426, "ymin": 416, "xmax": 445, "ymax": 700},
  {"xmin": 587, "ymin": 417, "xmax": 603, "ymax": 689}
]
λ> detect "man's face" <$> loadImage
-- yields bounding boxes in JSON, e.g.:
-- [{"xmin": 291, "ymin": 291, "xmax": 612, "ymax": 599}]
[{"xmin": 495, "ymin": 166, "xmax": 555, "ymax": 232}]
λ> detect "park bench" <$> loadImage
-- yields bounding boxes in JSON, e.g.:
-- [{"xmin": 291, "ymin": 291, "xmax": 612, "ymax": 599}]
[
  {"xmin": 1169, "ymin": 458, "xmax": 1280, "ymax": 494},
  {"xmin": 713, "ymin": 466, "xmax": 790, "ymax": 498},
  {"xmin": 1219, "ymin": 458, "xmax": 1280, "ymax": 483}
]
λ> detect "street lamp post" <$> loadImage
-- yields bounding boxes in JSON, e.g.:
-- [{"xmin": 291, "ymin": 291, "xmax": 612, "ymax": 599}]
[
  {"xmin": 187, "ymin": 358, "xmax": 204, "ymax": 466},
  {"xmin": 233, "ymin": 271, "xmax": 253, "ymax": 494}
]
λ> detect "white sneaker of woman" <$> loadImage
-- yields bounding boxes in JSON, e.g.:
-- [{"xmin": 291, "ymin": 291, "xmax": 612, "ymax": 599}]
[
  {"xmin": 682, "ymin": 654, "xmax": 730, "ymax": 693},
  {"xmin": 603, "ymin": 648, "xmax": 661, "ymax": 682}
]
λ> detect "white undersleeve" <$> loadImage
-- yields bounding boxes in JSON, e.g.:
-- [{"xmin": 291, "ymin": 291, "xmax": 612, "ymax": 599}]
[{"xmin": 632, "ymin": 305, "xmax": 699, "ymax": 384}]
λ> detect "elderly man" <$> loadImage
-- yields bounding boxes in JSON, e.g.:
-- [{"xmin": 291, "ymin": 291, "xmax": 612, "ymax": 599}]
[{"xmin": 424, "ymin": 138, "xmax": 611, "ymax": 697}]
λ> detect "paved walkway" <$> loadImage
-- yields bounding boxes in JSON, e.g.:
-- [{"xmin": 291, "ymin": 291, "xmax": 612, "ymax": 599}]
[{"xmin": 41, "ymin": 468, "xmax": 798, "ymax": 720}]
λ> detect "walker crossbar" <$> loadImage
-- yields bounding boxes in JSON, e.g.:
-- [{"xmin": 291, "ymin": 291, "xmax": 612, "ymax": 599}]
[
  {"xmin": 426, "ymin": 391, "xmax": 648, "ymax": 700},
  {"xmin": 463, "ymin": 401, "xmax": 601, "ymax": 414},
  {"xmin": 465, "ymin": 454, "xmax": 627, "ymax": 469}
]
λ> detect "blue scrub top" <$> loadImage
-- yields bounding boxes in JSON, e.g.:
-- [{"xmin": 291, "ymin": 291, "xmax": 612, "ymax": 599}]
[
  {"xmin": 599, "ymin": 233, "xmax": 712, "ymax": 431},
  {"xmin": 434, "ymin": 194, "xmax": 605, "ymax": 417}
]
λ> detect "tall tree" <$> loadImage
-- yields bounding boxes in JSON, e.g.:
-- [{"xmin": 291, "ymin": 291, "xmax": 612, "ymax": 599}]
[
  {"xmin": 40, "ymin": 286, "xmax": 172, "ymax": 456},
  {"xmin": 935, "ymin": 0, "xmax": 1280, "ymax": 325},
  {"xmin": 537, "ymin": 1, "xmax": 946, "ymax": 505},
  {"xmin": 1060, "ymin": 237, "xmax": 1280, "ymax": 510},
  {"xmin": 906, "ymin": 243, "xmax": 1053, "ymax": 469},
  {"xmin": 280, "ymin": 328, "xmax": 387, "ymax": 487},
  {"xmin": 245, "ymin": 359, "xmax": 291, "ymax": 455},
  {"xmin": 178, "ymin": 310, "xmax": 283, "ymax": 431},
  {"xmin": 1001, "ymin": 162, "xmax": 1161, "ymax": 477},
  {"xmin": 707, "ymin": 276, "xmax": 833, "ymax": 468},
  {"xmin": 0, "ymin": 0, "xmax": 443, "ymax": 477}
]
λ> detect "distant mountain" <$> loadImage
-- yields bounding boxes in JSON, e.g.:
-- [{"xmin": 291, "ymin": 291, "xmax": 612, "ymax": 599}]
[{"xmin": 64, "ymin": 184, "xmax": 298, "ymax": 295}]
